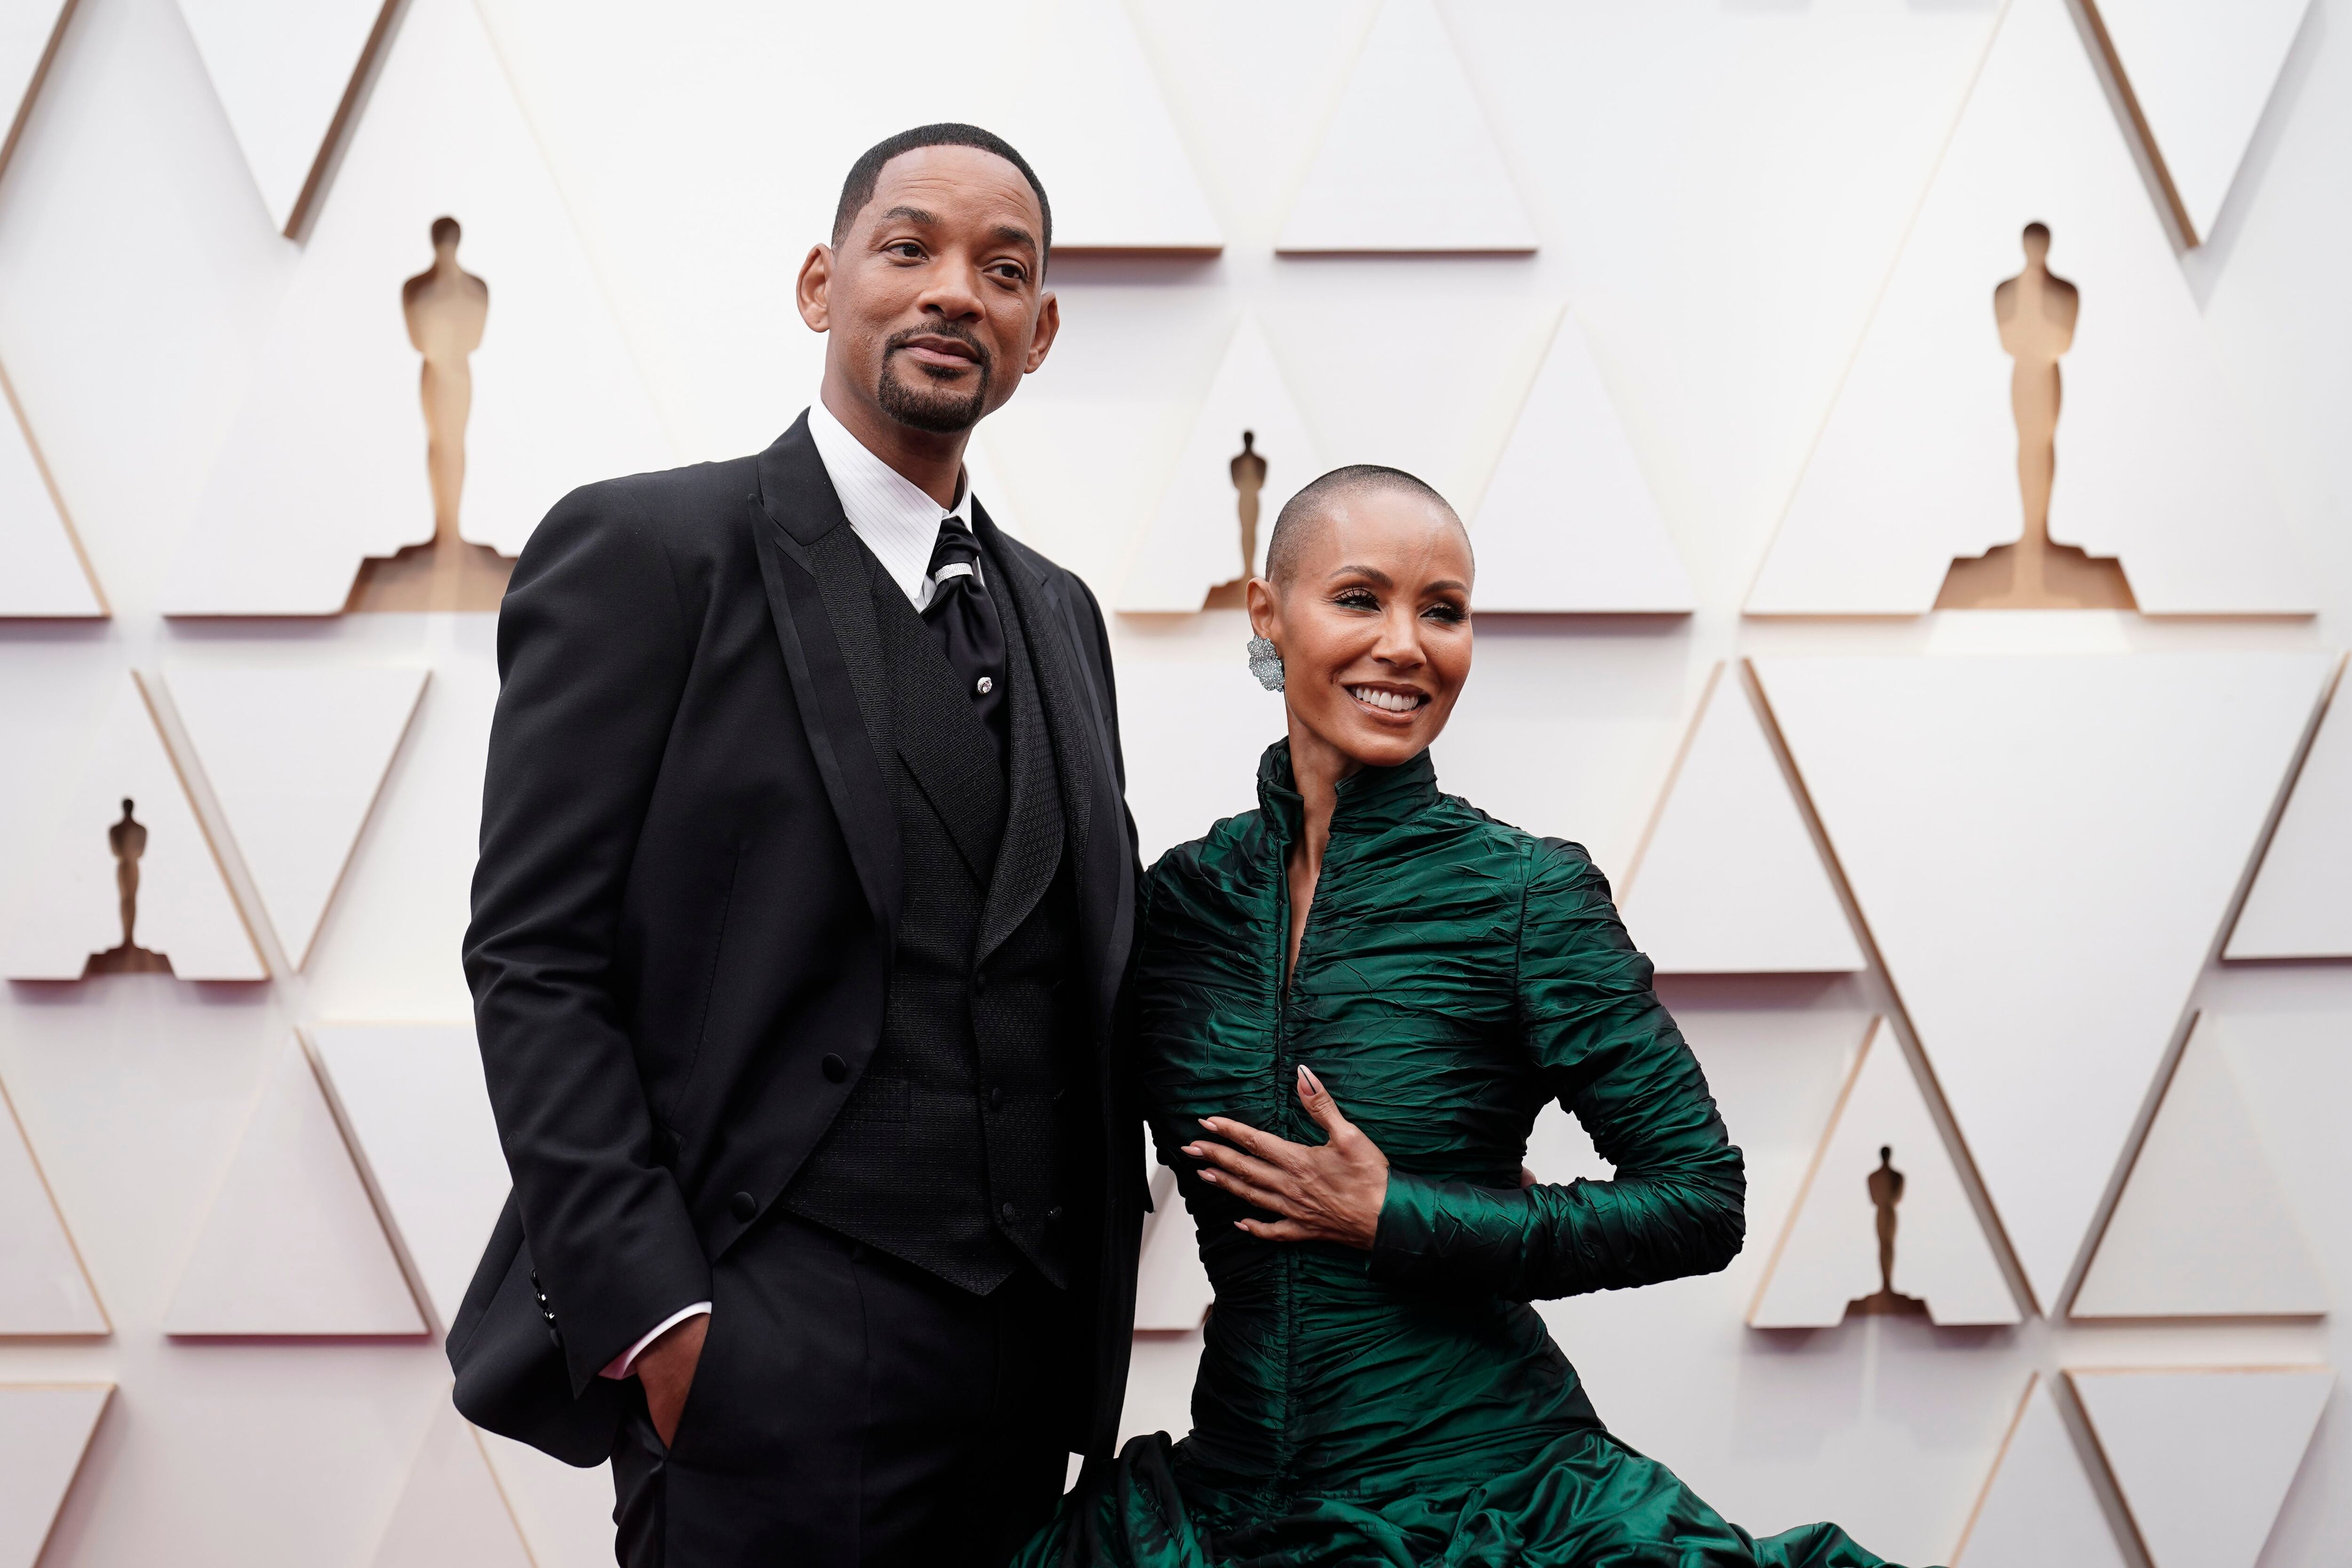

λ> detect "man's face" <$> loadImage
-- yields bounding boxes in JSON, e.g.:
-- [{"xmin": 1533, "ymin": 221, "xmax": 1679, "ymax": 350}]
[{"xmin": 802, "ymin": 145, "xmax": 1057, "ymax": 435}]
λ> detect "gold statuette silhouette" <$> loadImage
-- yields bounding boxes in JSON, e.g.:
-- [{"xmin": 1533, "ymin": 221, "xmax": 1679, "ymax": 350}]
[
  {"xmin": 348, "ymin": 216, "xmax": 517, "ymax": 613},
  {"xmin": 1202, "ymin": 430, "xmax": 1268, "ymax": 610},
  {"xmin": 1846, "ymin": 1145, "xmax": 1928, "ymax": 1319},
  {"xmin": 84, "ymin": 798, "xmax": 172, "ymax": 976},
  {"xmin": 1937, "ymin": 223, "xmax": 2135, "ymax": 611}
]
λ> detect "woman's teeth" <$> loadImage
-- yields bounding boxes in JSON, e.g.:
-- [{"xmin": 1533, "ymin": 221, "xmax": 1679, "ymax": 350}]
[{"xmin": 1348, "ymin": 686, "xmax": 1423, "ymax": 714}]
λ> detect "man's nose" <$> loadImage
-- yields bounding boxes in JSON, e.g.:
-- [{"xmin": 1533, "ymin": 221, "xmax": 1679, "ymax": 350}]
[{"xmin": 918, "ymin": 262, "xmax": 986, "ymax": 321}]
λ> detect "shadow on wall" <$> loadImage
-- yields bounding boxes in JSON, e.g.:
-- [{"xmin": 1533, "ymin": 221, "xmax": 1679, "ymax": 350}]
[
  {"xmin": 1937, "ymin": 222, "xmax": 2136, "ymax": 611},
  {"xmin": 347, "ymin": 216, "xmax": 515, "ymax": 613}
]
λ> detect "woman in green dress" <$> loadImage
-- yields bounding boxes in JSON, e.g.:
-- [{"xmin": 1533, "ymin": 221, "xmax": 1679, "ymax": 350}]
[{"xmin": 1016, "ymin": 467, "xmax": 1913, "ymax": 1568}]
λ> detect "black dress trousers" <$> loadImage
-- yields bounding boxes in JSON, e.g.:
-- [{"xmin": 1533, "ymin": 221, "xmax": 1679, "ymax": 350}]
[{"xmin": 610, "ymin": 1212, "xmax": 1068, "ymax": 1568}]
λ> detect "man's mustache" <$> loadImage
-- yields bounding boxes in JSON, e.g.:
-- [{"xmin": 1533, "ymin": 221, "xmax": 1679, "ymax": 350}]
[{"xmin": 884, "ymin": 322, "xmax": 991, "ymax": 371}]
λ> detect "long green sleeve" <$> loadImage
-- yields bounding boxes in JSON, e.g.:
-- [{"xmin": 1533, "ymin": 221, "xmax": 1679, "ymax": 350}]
[{"xmin": 1367, "ymin": 841, "xmax": 1746, "ymax": 1300}]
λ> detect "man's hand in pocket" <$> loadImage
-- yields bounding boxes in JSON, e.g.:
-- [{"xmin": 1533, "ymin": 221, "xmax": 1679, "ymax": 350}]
[{"xmin": 637, "ymin": 1313, "xmax": 709, "ymax": 1447}]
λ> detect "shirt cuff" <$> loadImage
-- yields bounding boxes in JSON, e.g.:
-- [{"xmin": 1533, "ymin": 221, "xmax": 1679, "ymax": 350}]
[{"xmin": 597, "ymin": 1302, "xmax": 711, "ymax": 1380}]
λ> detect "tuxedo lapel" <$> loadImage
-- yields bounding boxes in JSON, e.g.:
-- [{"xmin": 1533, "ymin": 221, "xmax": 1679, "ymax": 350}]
[
  {"xmin": 977, "ymin": 507, "xmax": 1119, "ymax": 991},
  {"xmin": 750, "ymin": 415, "xmax": 903, "ymax": 936}
]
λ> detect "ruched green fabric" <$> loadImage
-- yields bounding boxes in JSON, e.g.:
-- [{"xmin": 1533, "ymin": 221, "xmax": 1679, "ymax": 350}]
[{"xmin": 1015, "ymin": 743, "xmax": 1918, "ymax": 1568}]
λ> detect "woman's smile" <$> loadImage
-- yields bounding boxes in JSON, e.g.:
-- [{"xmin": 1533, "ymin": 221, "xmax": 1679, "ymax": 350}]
[{"xmin": 1344, "ymin": 683, "xmax": 1429, "ymax": 717}]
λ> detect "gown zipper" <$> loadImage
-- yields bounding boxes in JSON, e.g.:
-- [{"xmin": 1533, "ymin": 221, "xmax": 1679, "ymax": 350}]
[{"xmin": 1267, "ymin": 825, "xmax": 1328, "ymax": 1501}]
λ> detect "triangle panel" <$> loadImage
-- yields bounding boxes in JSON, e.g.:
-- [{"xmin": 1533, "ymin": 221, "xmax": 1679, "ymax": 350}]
[
  {"xmin": 0, "ymin": 1074, "xmax": 106, "ymax": 1335},
  {"xmin": 1747, "ymin": 0, "xmax": 2311, "ymax": 616},
  {"xmin": 162, "ymin": 0, "xmax": 673, "ymax": 614},
  {"xmin": 0, "ymin": 2, "xmax": 70, "ymax": 147},
  {"xmin": 1133, "ymin": 1167, "xmax": 1214, "ymax": 1332},
  {"xmin": 2074, "ymin": 1016, "xmax": 2326, "ymax": 1318},
  {"xmin": 2070, "ymin": 1365, "xmax": 2330, "ymax": 1568},
  {"xmin": 2228, "ymin": 661, "xmax": 2352, "ymax": 958},
  {"xmin": 2090, "ymin": 0, "xmax": 2312, "ymax": 243},
  {"xmin": 312, "ymin": 1023, "xmax": 509, "ymax": 1333},
  {"xmin": 1469, "ymin": 307, "xmax": 1689, "ymax": 613},
  {"xmin": 1750, "ymin": 1020, "xmax": 2018, "ymax": 1328},
  {"xmin": 166, "ymin": 1037, "xmax": 426, "ymax": 1336},
  {"xmin": 1119, "ymin": 315, "xmax": 1322, "ymax": 613},
  {"xmin": 162, "ymin": 664, "xmax": 426, "ymax": 968},
  {"xmin": 1621, "ymin": 663, "xmax": 1860, "ymax": 975},
  {"xmin": 1754, "ymin": 653, "xmax": 2328, "ymax": 1309},
  {"xmin": 0, "ymin": 674, "xmax": 265, "ymax": 981},
  {"xmin": 1954, "ymin": 1376, "xmax": 2129, "ymax": 1567},
  {"xmin": 477, "ymin": 1428, "xmax": 617, "ymax": 1568},
  {"xmin": 1276, "ymin": 0, "xmax": 1537, "ymax": 254},
  {"xmin": 0, "ymin": 1383, "xmax": 111, "ymax": 1568},
  {"xmin": 174, "ymin": 0, "xmax": 388, "ymax": 232},
  {"xmin": 371, "ymin": 1401, "xmax": 533, "ymax": 1568},
  {"xmin": 965, "ymin": 428, "xmax": 1028, "ymax": 543},
  {"xmin": 990, "ymin": 0, "xmax": 1220, "ymax": 252},
  {"xmin": 0, "ymin": 385, "xmax": 100, "ymax": 616}
]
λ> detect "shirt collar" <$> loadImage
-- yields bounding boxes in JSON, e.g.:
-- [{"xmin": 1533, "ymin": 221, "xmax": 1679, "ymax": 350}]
[{"xmin": 805, "ymin": 396, "xmax": 975, "ymax": 609}]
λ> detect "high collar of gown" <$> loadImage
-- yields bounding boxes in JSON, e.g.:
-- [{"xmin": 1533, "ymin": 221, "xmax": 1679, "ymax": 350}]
[{"xmin": 1255, "ymin": 738, "xmax": 1440, "ymax": 849}]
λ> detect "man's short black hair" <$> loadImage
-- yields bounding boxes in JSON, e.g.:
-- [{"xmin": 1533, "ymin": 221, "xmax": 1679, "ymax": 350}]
[
  {"xmin": 831, "ymin": 123, "xmax": 1053, "ymax": 263},
  {"xmin": 1266, "ymin": 464, "xmax": 1467, "ymax": 587}
]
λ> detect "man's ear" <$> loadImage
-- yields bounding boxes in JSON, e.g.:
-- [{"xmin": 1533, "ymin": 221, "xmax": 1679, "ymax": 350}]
[
  {"xmin": 1023, "ymin": 291, "xmax": 1061, "ymax": 374},
  {"xmin": 796, "ymin": 244, "xmax": 834, "ymax": 333}
]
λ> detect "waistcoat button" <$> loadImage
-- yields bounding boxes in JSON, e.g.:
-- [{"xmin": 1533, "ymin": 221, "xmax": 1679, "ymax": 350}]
[
  {"xmin": 988, "ymin": 1085, "xmax": 1005, "ymax": 1112},
  {"xmin": 820, "ymin": 1053, "xmax": 847, "ymax": 1082},
  {"xmin": 1000, "ymin": 1201, "xmax": 1016, "ymax": 1224},
  {"xmin": 730, "ymin": 1191, "xmax": 757, "ymax": 1221}
]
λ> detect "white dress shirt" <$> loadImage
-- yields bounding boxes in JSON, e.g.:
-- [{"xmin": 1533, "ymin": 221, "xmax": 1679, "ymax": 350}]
[
  {"xmin": 807, "ymin": 395, "xmax": 980, "ymax": 609},
  {"xmin": 598, "ymin": 397, "xmax": 982, "ymax": 1381}
]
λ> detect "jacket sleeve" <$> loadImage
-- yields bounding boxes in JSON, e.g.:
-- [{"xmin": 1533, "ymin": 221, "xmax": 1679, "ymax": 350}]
[
  {"xmin": 464, "ymin": 484, "xmax": 714, "ymax": 1392},
  {"xmin": 1366, "ymin": 840, "xmax": 1745, "ymax": 1301}
]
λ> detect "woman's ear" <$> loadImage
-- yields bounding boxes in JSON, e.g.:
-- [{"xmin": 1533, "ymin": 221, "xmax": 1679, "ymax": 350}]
[{"xmin": 1245, "ymin": 576, "xmax": 1279, "ymax": 641}]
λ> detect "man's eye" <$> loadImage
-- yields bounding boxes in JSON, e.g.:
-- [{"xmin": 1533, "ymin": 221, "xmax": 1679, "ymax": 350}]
[{"xmin": 888, "ymin": 242, "xmax": 923, "ymax": 259}]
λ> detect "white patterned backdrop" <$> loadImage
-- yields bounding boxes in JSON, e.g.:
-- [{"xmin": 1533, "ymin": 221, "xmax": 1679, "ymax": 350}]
[{"xmin": 1, "ymin": 2, "xmax": 2348, "ymax": 1564}]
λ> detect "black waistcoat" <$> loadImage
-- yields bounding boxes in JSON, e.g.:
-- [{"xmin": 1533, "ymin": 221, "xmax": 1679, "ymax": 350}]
[{"xmin": 787, "ymin": 542, "xmax": 1076, "ymax": 1293}]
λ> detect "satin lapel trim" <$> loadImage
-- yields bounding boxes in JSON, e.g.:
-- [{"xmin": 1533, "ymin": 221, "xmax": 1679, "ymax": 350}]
[
  {"xmin": 868, "ymin": 565, "xmax": 1006, "ymax": 886},
  {"xmin": 976, "ymin": 573, "xmax": 1064, "ymax": 962},
  {"xmin": 980, "ymin": 512, "xmax": 1128, "ymax": 1004},
  {"xmin": 750, "ymin": 420, "xmax": 902, "ymax": 934}
]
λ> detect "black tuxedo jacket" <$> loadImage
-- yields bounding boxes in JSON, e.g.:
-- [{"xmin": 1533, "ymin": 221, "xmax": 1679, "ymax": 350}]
[{"xmin": 450, "ymin": 414, "xmax": 1144, "ymax": 1463}]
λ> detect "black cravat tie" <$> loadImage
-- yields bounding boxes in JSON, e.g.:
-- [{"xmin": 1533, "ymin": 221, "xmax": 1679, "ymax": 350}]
[{"xmin": 924, "ymin": 521, "xmax": 1009, "ymax": 765}]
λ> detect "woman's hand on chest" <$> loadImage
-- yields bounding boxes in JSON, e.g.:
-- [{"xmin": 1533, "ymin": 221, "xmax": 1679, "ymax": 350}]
[{"xmin": 1183, "ymin": 1066, "xmax": 1390, "ymax": 1250}]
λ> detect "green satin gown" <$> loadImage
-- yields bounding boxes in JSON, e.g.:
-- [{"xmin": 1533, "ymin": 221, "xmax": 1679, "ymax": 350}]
[{"xmin": 1016, "ymin": 743, "xmax": 1915, "ymax": 1568}]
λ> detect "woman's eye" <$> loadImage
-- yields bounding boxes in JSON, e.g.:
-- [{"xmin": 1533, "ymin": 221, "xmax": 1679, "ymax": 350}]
[
  {"xmin": 1333, "ymin": 589, "xmax": 1380, "ymax": 611},
  {"xmin": 1424, "ymin": 602, "xmax": 1467, "ymax": 624}
]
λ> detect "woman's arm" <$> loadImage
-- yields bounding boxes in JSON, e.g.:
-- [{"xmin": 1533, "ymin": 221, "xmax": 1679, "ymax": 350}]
[{"xmin": 1365, "ymin": 840, "xmax": 1745, "ymax": 1300}]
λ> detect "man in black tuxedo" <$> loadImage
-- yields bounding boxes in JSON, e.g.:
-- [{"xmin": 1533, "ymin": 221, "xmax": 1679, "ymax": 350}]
[{"xmin": 450, "ymin": 123, "xmax": 1143, "ymax": 1566}]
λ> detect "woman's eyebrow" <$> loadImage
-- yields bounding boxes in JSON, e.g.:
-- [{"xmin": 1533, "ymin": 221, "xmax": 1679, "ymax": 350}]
[{"xmin": 1327, "ymin": 565, "xmax": 1394, "ymax": 588}]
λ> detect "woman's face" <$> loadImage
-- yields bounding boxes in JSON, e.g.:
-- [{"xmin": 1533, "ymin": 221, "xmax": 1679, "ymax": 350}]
[{"xmin": 1248, "ymin": 489, "xmax": 1474, "ymax": 773}]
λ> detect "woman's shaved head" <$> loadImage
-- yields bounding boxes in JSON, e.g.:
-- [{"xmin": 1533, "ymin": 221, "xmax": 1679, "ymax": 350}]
[{"xmin": 1265, "ymin": 465, "xmax": 1470, "ymax": 590}]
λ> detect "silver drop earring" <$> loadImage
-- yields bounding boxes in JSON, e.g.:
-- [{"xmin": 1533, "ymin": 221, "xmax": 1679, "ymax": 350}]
[{"xmin": 1246, "ymin": 635, "xmax": 1284, "ymax": 692}]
